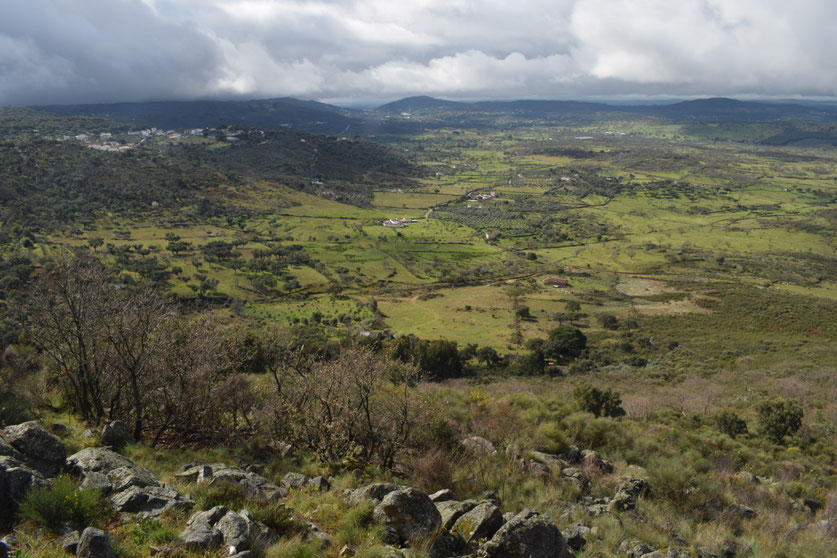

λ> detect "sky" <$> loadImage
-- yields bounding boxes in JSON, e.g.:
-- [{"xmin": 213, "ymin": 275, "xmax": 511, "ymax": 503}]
[{"xmin": 1, "ymin": 0, "xmax": 836, "ymax": 106}]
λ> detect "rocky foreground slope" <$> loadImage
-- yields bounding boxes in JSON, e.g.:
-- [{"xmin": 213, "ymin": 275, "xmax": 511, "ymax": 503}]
[{"xmin": 1, "ymin": 420, "xmax": 804, "ymax": 557}]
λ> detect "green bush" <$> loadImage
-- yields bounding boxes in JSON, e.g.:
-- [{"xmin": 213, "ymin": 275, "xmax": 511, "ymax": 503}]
[
  {"xmin": 573, "ymin": 385, "xmax": 626, "ymax": 418},
  {"xmin": 713, "ymin": 410, "xmax": 748, "ymax": 439},
  {"xmin": 756, "ymin": 398, "xmax": 803, "ymax": 444},
  {"xmin": 18, "ymin": 475, "xmax": 105, "ymax": 529}
]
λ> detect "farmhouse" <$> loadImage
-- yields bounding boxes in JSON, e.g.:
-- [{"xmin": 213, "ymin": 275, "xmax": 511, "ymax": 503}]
[
  {"xmin": 383, "ymin": 218, "xmax": 417, "ymax": 228},
  {"xmin": 544, "ymin": 277, "xmax": 570, "ymax": 287}
]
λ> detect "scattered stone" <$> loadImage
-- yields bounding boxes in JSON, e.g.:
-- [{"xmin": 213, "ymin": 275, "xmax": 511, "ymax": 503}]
[
  {"xmin": 308, "ymin": 476, "xmax": 331, "ymax": 492},
  {"xmin": 792, "ymin": 499, "xmax": 822, "ymax": 514},
  {"xmin": 479, "ymin": 509, "xmax": 566, "ymax": 558},
  {"xmin": 619, "ymin": 538, "xmax": 656, "ymax": 557},
  {"xmin": 564, "ymin": 524, "xmax": 590, "ymax": 551},
  {"xmin": 452, "ymin": 502, "xmax": 504, "ymax": 543},
  {"xmin": 50, "ymin": 423, "xmax": 73, "ymax": 436},
  {"xmin": 77, "ymin": 527, "xmax": 116, "ymax": 558},
  {"xmin": 0, "ymin": 453, "xmax": 47, "ymax": 522},
  {"xmin": 101, "ymin": 421, "xmax": 133, "ymax": 450},
  {"xmin": 2, "ymin": 421, "xmax": 67, "ymax": 476},
  {"xmin": 339, "ymin": 544, "xmax": 357, "ymax": 556},
  {"xmin": 529, "ymin": 461, "xmax": 550, "ymax": 478},
  {"xmin": 281, "ymin": 472, "xmax": 308, "ymax": 490},
  {"xmin": 461, "ymin": 436, "xmax": 497, "ymax": 455},
  {"xmin": 58, "ymin": 530, "xmax": 80, "ymax": 554},
  {"xmin": 373, "ymin": 488, "xmax": 442, "ymax": 544},
  {"xmin": 181, "ymin": 526, "xmax": 224, "ymax": 551},
  {"xmin": 429, "ymin": 488, "xmax": 459, "ymax": 502},
  {"xmin": 529, "ymin": 451, "xmax": 567, "ymax": 470}
]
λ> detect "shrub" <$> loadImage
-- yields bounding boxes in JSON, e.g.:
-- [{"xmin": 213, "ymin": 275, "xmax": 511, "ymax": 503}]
[
  {"xmin": 713, "ymin": 410, "xmax": 748, "ymax": 439},
  {"xmin": 597, "ymin": 313, "xmax": 620, "ymax": 330},
  {"xmin": 756, "ymin": 398, "xmax": 803, "ymax": 444},
  {"xmin": 18, "ymin": 475, "xmax": 105, "ymax": 529},
  {"xmin": 573, "ymin": 385, "xmax": 626, "ymax": 418}
]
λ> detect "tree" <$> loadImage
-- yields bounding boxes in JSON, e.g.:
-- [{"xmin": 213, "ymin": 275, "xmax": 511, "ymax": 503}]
[
  {"xmin": 756, "ymin": 398, "xmax": 803, "ymax": 444},
  {"xmin": 21, "ymin": 253, "xmax": 116, "ymax": 422},
  {"xmin": 573, "ymin": 384, "xmax": 625, "ymax": 418},
  {"xmin": 519, "ymin": 346, "xmax": 546, "ymax": 376},
  {"xmin": 476, "ymin": 346, "xmax": 501, "ymax": 368},
  {"xmin": 545, "ymin": 326, "xmax": 587, "ymax": 362}
]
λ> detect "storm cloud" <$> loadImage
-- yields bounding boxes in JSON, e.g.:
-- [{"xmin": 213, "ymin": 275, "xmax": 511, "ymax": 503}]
[{"xmin": 1, "ymin": 0, "xmax": 836, "ymax": 105}]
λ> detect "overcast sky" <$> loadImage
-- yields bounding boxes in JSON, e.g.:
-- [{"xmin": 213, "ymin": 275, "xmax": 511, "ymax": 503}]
[{"xmin": 2, "ymin": 0, "xmax": 836, "ymax": 106}]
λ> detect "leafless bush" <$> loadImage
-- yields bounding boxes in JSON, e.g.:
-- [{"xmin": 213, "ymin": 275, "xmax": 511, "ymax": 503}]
[{"xmin": 260, "ymin": 346, "xmax": 424, "ymax": 469}]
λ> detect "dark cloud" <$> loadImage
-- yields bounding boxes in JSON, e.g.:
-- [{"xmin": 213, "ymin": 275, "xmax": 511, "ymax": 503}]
[{"xmin": 1, "ymin": 0, "xmax": 835, "ymax": 105}]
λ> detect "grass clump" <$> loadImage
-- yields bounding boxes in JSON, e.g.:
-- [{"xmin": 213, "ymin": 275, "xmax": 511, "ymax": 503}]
[
  {"xmin": 18, "ymin": 474, "xmax": 105, "ymax": 530},
  {"xmin": 191, "ymin": 479, "xmax": 248, "ymax": 510}
]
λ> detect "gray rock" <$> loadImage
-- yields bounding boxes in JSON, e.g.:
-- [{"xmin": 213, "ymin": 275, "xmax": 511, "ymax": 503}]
[
  {"xmin": 529, "ymin": 451, "xmax": 567, "ymax": 469},
  {"xmin": 529, "ymin": 461, "xmax": 551, "ymax": 478},
  {"xmin": 308, "ymin": 476, "xmax": 331, "ymax": 492},
  {"xmin": 281, "ymin": 472, "xmax": 308, "ymax": 490},
  {"xmin": 610, "ymin": 478, "xmax": 649, "ymax": 512},
  {"xmin": 180, "ymin": 526, "xmax": 223, "ymax": 550},
  {"xmin": 734, "ymin": 505, "xmax": 756, "ymax": 519},
  {"xmin": 561, "ymin": 446, "xmax": 582, "ymax": 464},
  {"xmin": 58, "ymin": 530, "xmax": 80, "ymax": 554},
  {"xmin": 348, "ymin": 482, "xmax": 406, "ymax": 505},
  {"xmin": 479, "ymin": 509, "xmax": 566, "ymax": 558},
  {"xmin": 452, "ymin": 502, "xmax": 504, "ymax": 543},
  {"xmin": 339, "ymin": 544, "xmax": 356, "ymax": 556},
  {"xmin": 100, "ymin": 421, "xmax": 133, "ymax": 450},
  {"xmin": 66, "ymin": 447, "xmax": 134, "ymax": 476},
  {"xmin": 68, "ymin": 447, "xmax": 189, "ymax": 519},
  {"xmin": 564, "ymin": 525, "xmax": 590, "ymax": 551},
  {"xmin": 76, "ymin": 527, "xmax": 116, "ymax": 558},
  {"xmin": 619, "ymin": 538, "xmax": 656, "ymax": 557},
  {"xmin": 429, "ymin": 488, "xmax": 459, "ymax": 503},
  {"xmin": 2, "ymin": 421, "xmax": 67, "ymax": 477},
  {"xmin": 436, "ymin": 499, "xmax": 479, "ymax": 530},
  {"xmin": 50, "ymin": 423, "xmax": 73, "ymax": 436},
  {"xmin": 217, "ymin": 510, "xmax": 250, "ymax": 550},
  {"xmin": 428, "ymin": 532, "xmax": 468, "ymax": 558},
  {"xmin": 373, "ymin": 487, "xmax": 442, "ymax": 544},
  {"xmin": 461, "ymin": 436, "xmax": 497, "ymax": 455},
  {"xmin": 0, "ymin": 454, "xmax": 47, "ymax": 522},
  {"xmin": 481, "ymin": 490, "xmax": 501, "ymax": 507}
]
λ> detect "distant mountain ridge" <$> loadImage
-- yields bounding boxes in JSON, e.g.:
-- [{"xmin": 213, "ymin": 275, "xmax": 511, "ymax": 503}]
[
  {"xmin": 378, "ymin": 96, "xmax": 837, "ymax": 122},
  {"xmin": 27, "ymin": 95, "xmax": 837, "ymax": 138}
]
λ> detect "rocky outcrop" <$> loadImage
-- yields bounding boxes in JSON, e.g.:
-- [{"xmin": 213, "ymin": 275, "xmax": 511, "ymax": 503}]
[
  {"xmin": 100, "ymin": 421, "xmax": 133, "ymax": 451},
  {"xmin": 2, "ymin": 421, "xmax": 66, "ymax": 477},
  {"xmin": 373, "ymin": 487, "xmax": 442, "ymax": 544},
  {"xmin": 429, "ymin": 488, "xmax": 458, "ymax": 503},
  {"xmin": 175, "ymin": 463, "xmax": 286, "ymax": 501},
  {"xmin": 479, "ymin": 509, "xmax": 566, "ymax": 558},
  {"xmin": 67, "ymin": 447, "xmax": 189, "ymax": 518}
]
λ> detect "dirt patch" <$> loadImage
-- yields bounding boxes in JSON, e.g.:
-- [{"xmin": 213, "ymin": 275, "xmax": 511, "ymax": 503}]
[{"xmin": 616, "ymin": 276, "xmax": 675, "ymax": 297}]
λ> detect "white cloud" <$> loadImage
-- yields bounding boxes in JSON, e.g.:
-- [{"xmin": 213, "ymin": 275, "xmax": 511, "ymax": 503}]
[{"xmin": 0, "ymin": 0, "xmax": 836, "ymax": 105}]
